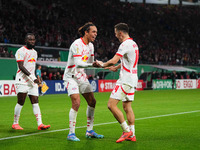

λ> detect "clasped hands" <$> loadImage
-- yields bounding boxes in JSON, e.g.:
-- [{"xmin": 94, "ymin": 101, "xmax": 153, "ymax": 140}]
[
  {"xmin": 92, "ymin": 60, "xmax": 118, "ymax": 72},
  {"xmin": 92, "ymin": 60, "xmax": 104, "ymax": 68}
]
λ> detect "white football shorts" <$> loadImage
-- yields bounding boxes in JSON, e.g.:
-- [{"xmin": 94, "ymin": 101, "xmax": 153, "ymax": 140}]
[
  {"xmin": 15, "ymin": 83, "xmax": 39, "ymax": 96},
  {"xmin": 64, "ymin": 78, "xmax": 93, "ymax": 96},
  {"xmin": 110, "ymin": 82, "xmax": 135, "ymax": 101}
]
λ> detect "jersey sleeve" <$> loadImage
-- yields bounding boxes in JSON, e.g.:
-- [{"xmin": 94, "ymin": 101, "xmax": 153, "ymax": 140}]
[
  {"xmin": 71, "ymin": 43, "xmax": 82, "ymax": 58},
  {"xmin": 15, "ymin": 49, "xmax": 25, "ymax": 62},
  {"xmin": 116, "ymin": 44, "xmax": 127, "ymax": 57}
]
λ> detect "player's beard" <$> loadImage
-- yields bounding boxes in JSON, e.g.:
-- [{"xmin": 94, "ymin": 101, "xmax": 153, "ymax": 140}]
[{"xmin": 26, "ymin": 43, "xmax": 35, "ymax": 49}]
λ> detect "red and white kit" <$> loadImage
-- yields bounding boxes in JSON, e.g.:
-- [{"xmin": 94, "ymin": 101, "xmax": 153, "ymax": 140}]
[
  {"xmin": 63, "ymin": 38, "xmax": 94, "ymax": 95},
  {"xmin": 111, "ymin": 38, "xmax": 139, "ymax": 101},
  {"xmin": 15, "ymin": 46, "xmax": 38, "ymax": 96}
]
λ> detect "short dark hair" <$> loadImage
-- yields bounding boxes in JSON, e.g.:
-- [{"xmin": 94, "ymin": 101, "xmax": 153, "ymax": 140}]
[
  {"xmin": 25, "ymin": 33, "xmax": 35, "ymax": 40},
  {"xmin": 114, "ymin": 23, "xmax": 129, "ymax": 33},
  {"xmin": 78, "ymin": 22, "xmax": 95, "ymax": 36}
]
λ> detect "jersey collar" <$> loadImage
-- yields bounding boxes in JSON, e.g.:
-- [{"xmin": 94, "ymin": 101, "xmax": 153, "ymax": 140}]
[
  {"xmin": 80, "ymin": 37, "xmax": 87, "ymax": 45},
  {"xmin": 123, "ymin": 38, "xmax": 133, "ymax": 42}
]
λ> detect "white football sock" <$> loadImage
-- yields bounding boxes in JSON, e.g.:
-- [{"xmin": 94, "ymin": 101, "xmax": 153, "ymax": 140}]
[
  {"xmin": 13, "ymin": 103, "xmax": 23, "ymax": 124},
  {"xmin": 121, "ymin": 121, "xmax": 130, "ymax": 132},
  {"xmin": 69, "ymin": 108, "xmax": 78, "ymax": 134},
  {"xmin": 86, "ymin": 105, "xmax": 95, "ymax": 131},
  {"xmin": 129, "ymin": 125, "xmax": 135, "ymax": 137},
  {"xmin": 32, "ymin": 103, "xmax": 42, "ymax": 126}
]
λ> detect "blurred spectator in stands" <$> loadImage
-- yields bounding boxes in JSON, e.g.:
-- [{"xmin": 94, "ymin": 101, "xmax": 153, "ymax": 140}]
[
  {"xmin": 42, "ymin": 71, "xmax": 49, "ymax": 80},
  {"xmin": 167, "ymin": 73, "xmax": 171, "ymax": 79},
  {"xmin": 151, "ymin": 71, "xmax": 157, "ymax": 80},
  {"xmin": 161, "ymin": 73, "xmax": 168, "ymax": 79},
  {"xmin": 183, "ymin": 72, "xmax": 190, "ymax": 79},
  {"xmin": 0, "ymin": 47, "xmax": 3, "ymax": 57},
  {"xmin": 176, "ymin": 72, "xmax": 181, "ymax": 79},
  {"xmin": 51, "ymin": 72, "xmax": 57, "ymax": 80},
  {"xmin": 56, "ymin": 71, "xmax": 62, "ymax": 80},
  {"xmin": 155, "ymin": 71, "xmax": 160, "ymax": 79},
  {"xmin": 48, "ymin": 72, "xmax": 53, "ymax": 80},
  {"xmin": 198, "ymin": 72, "xmax": 200, "ymax": 79},
  {"xmin": 9, "ymin": 51, "xmax": 14, "ymax": 58},
  {"xmin": 2, "ymin": 47, "xmax": 9, "ymax": 57},
  {"xmin": 171, "ymin": 71, "xmax": 177, "ymax": 89},
  {"xmin": 0, "ymin": 0, "xmax": 199, "ymax": 66},
  {"xmin": 4, "ymin": 35, "xmax": 10, "ymax": 43},
  {"xmin": 190, "ymin": 71, "xmax": 197, "ymax": 79}
]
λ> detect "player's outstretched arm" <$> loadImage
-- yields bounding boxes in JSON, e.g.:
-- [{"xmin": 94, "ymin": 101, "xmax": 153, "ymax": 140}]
[
  {"xmin": 97, "ymin": 55, "xmax": 121, "ymax": 68},
  {"xmin": 74, "ymin": 57, "xmax": 93, "ymax": 68},
  {"xmin": 93, "ymin": 60, "xmax": 103, "ymax": 68},
  {"xmin": 105, "ymin": 64, "xmax": 121, "ymax": 72}
]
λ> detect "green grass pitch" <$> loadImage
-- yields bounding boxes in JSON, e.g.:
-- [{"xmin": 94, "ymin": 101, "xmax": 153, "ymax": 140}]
[{"xmin": 0, "ymin": 89, "xmax": 200, "ymax": 150}]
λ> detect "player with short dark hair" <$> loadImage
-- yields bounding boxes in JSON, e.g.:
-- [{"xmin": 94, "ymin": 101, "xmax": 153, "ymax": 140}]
[
  {"xmin": 63, "ymin": 22, "xmax": 103, "ymax": 141},
  {"xmin": 97, "ymin": 23, "xmax": 138, "ymax": 143},
  {"xmin": 12, "ymin": 33, "xmax": 50, "ymax": 130}
]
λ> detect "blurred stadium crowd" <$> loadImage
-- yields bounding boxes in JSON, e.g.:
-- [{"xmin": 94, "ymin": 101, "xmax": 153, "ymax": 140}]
[{"xmin": 0, "ymin": 0, "xmax": 200, "ymax": 66}]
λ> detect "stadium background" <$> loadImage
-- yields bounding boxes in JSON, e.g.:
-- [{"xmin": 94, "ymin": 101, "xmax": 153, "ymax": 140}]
[
  {"xmin": 0, "ymin": 0, "xmax": 200, "ymax": 149},
  {"xmin": 0, "ymin": 0, "xmax": 200, "ymax": 95}
]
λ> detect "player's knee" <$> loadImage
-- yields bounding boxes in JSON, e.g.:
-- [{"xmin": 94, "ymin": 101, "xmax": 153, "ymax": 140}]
[
  {"xmin": 73, "ymin": 99, "xmax": 80, "ymax": 108},
  {"xmin": 30, "ymin": 98, "xmax": 39, "ymax": 104},
  {"xmin": 123, "ymin": 106, "xmax": 132, "ymax": 113},
  {"xmin": 18, "ymin": 101, "xmax": 25, "ymax": 106},
  {"xmin": 123, "ymin": 106, "xmax": 128, "ymax": 113}
]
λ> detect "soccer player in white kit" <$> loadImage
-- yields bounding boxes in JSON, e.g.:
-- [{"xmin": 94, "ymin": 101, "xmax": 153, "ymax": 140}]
[
  {"xmin": 12, "ymin": 33, "xmax": 50, "ymax": 130},
  {"xmin": 97, "ymin": 23, "xmax": 138, "ymax": 143},
  {"xmin": 63, "ymin": 22, "xmax": 104, "ymax": 141}
]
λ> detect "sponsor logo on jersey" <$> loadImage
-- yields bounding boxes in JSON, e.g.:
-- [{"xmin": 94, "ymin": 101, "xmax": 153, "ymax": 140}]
[
  {"xmin": 82, "ymin": 49, "xmax": 89, "ymax": 55},
  {"xmin": 82, "ymin": 55, "xmax": 88, "ymax": 62},
  {"xmin": 28, "ymin": 58, "xmax": 36, "ymax": 62}
]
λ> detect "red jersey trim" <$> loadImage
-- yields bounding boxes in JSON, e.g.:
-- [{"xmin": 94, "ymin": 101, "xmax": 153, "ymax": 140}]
[
  {"xmin": 124, "ymin": 38, "xmax": 133, "ymax": 42},
  {"xmin": 17, "ymin": 70, "xmax": 21, "ymax": 73},
  {"xmin": 122, "ymin": 65, "xmax": 130, "ymax": 73},
  {"xmin": 73, "ymin": 55, "xmax": 82, "ymax": 57},
  {"xmin": 66, "ymin": 82, "xmax": 69, "ymax": 89},
  {"xmin": 24, "ymin": 46, "xmax": 29, "ymax": 50},
  {"xmin": 116, "ymin": 53, "xmax": 123, "ymax": 57},
  {"xmin": 68, "ymin": 65, "xmax": 76, "ymax": 68},
  {"xmin": 91, "ymin": 54, "xmax": 94, "ymax": 56},
  {"xmin": 122, "ymin": 65, "xmax": 137, "ymax": 74},
  {"xmin": 80, "ymin": 37, "xmax": 86, "ymax": 45},
  {"xmin": 16, "ymin": 60, "xmax": 24, "ymax": 62},
  {"xmin": 121, "ymin": 86, "xmax": 134, "ymax": 95}
]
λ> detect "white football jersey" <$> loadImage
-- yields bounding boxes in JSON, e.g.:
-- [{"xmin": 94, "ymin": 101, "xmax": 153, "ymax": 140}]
[
  {"xmin": 15, "ymin": 46, "xmax": 37, "ymax": 85},
  {"xmin": 116, "ymin": 38, "xmax": 139, "ymax": 87},
  {"xmin": 63, "ymin": 38, "xmax": 94, "ymax": 80}
]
